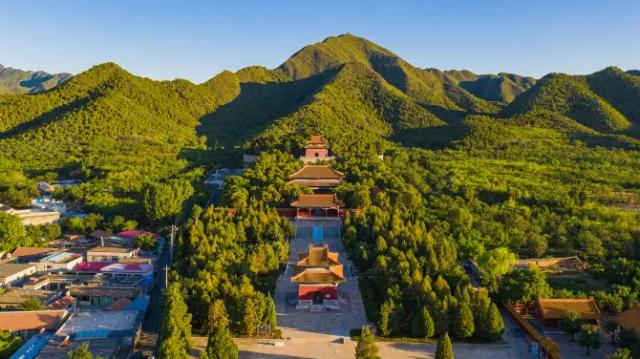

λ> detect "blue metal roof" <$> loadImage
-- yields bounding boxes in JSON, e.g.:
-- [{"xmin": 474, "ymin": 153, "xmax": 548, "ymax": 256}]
[{"xmin": 10, "ymin": 332, "xmax": 53, "ymax": 359}]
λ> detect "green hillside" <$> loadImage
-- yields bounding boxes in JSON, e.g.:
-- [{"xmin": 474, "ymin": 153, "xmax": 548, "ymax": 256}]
[
  {"xmin": 444, "ymin": 70, "xmax": 537, "ymax": 102},
  {"xmin": 502, "ymin": 72, "xmax": 632, "ymax": 133},
  {"xmin": 277, "ymin": 34, "xmax": 500, "ymax": 114},
  {"xmin": 0, "ymin": 64, "xmax": 71, "ymax": 94},
  {"xmin": 1, "ymin": 33, "xmax": 639, "ymax": 224},
  {"xmin": 0, "ymin": 63, "xmax": 220, "ymax": 216},
  {"xmin": 248, "ymin": 62, "xmax": 446, "ymax": 155}
]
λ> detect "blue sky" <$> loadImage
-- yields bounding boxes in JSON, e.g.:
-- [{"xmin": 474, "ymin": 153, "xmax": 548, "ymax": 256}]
[{"xmin": 1, "ymin": 0, "xmax": 638, "ymax": 83}]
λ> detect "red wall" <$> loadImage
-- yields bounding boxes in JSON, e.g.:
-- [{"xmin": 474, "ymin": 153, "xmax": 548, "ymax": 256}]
[
  {"xmin": 298, "ymin": 285, "xmax": 337, "ymax": 300},
  {"xmin": 305, "ymin": 148, "xmax": 329, "ymax": 158}
]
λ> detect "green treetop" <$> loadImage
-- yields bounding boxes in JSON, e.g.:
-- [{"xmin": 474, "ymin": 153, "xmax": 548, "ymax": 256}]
[
  {"xmin": 355, "ymin": 326, "xmax": 380, "ymax": 359},
  {"xmin": 200, "ymin": 325, "xmax": 238, "ymax": 359},
  {"xmin": 160, "ymin": 282, "xmax": 192, "ymax": 359},
  {"xmin": 435, "ymin": 332, "xmax": 455, "ymax": 359},
  {"xmin": 577, "ymin": 324, "xmax": 602, "ymax": 356}
]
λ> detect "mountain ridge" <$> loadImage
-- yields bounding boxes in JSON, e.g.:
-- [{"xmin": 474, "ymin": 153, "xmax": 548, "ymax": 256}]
[
  {"xmin": 1, "ymin": 34, "xmax": 638, "ymax": 216},
  {"xmin": 0, "ymin": 64, "xmax": 72, "ymax": 94}
]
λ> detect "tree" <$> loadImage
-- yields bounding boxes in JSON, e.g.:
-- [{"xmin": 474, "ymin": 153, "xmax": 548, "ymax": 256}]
[
  {"xmin": 498, "ymin": 266, "xmax": 551, "ymax": 311},
  {"xmin": 435, "ymin": 332, "xmax": 455, "ymax": 359},
  {"xmin": 200, "ymin": 325, "xmax": 238, "ymax": 359},
  {"xmin": 67, "ymin": 343, "xmax": 93, "ymax": 359},
  {"xmin": 411, "ymin": 307, "xmax": 435, "ymax": 338},
  {"xmin": 20, "ymin": 297, "xmax": 44, "ymax": 311},
  {"xmin": 0, "ymin": 212, "xmax": 28, "ymax": 252},
  {"xmin": 355, "ymin": 326, "xmax": 380, "ymax": 359},
  {"xmin": 559, "ymin": 310, "xmax": 583, "ymax": 341},
  {"xmin": 264, "ymin": 295, "xmax": 278, "ymax": 332},
  {"xmin": 242, "ymin": 296, "xmax": 260, "ymax": 336},
  {"xmin": 206, "ymin": 299, "xmax": 230, "ymax": 335},
  {"xmin": 451, "ymin": 301, "xmax": 474, "ymax": 339},
  {"xmin": 144, "ymin": 179, "xmax": 194, "ymax": 224},
  {"xmin": 135, "ymin": 233, "xmax": 157, "ymax": 251},
  {"xmin": 577, "ymin": 324, "xmax": 602, "ymax": 356},
  {"xmin": 476, "ymin": 247, "xmax": 516, "ymax": 291},
  {"xmin": 608, "ymin": 348, "xmax": 632, "ymax": 359},
  {"xmin": 604, "ymin": 319, "xmax": 618, "ymax": 345},
  {"xmin": 0, "ymin": 330, "xmax": 22, "ymax": 358},
  {"xmin": 377, "ymin": 299, "xmax": 394, "ymax": 336},
  {"xmin": 160, "ymin": 282, "xmax": 192, "ymax": 359},
  {"xmin": 486, "ymin": 303, "xmax": 505, "ymax": 340}
]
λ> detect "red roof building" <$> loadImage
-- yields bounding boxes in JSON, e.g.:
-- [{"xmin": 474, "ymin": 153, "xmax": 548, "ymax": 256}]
[
  {"xmin": 303, "ymin": 135, "xmax": 330, "ymax": 159},
  {"xmin": 535, "ymin": 298, "xmax": 602, "ymax": 327},
  {"xmin": 290, "ymin": 245, "xmax": 344, "ymax": 309},
  {"xmin": 290, "ymin": 194, "xmax": 344, "ymax": 217},
  {"xmin": 288, "ymin": 165, "xmax": 345, "ymax": 190}
]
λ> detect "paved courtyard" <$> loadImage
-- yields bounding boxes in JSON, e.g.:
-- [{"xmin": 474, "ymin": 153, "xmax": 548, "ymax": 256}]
[
  {"xmin": 274, "ymin": 218, "xmax": 369, "ymax": 338},
  {"xmin": 236, "ymin": 338, "xmax": 515, "ymax": 359}
]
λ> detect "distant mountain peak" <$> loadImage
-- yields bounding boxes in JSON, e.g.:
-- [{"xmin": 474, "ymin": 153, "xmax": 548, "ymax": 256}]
[{"xmin": 0, "ymin": 64, "xmax": 72, "ymax": 94}]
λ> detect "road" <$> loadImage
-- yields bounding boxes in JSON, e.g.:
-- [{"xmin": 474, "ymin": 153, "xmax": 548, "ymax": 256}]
[{"xmin": 135, "ymin": 235, "xmax": 171, "ymax": 357}]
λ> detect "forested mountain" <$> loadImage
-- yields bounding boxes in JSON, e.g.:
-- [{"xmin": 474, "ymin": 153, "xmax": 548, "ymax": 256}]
[
  {"xmin": 444, "ymin": 70, "xmax": 537, "ymax": 102},
  {"xmin": 502, "ymin": 67, "xmax": 640, "ymax": 135},
  {"xmin": 0, "ymin": 64, "xmax": 71, "ymax": 94},
  {"xmin": 0, "ymin": 34, "xmax": 639, "ymax": 221}
]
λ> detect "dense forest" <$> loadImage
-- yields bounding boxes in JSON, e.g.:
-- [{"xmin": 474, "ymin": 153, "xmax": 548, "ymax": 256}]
[{"xmin": 1, "ymin": 34, "xmax": 640, "ymax": 357}]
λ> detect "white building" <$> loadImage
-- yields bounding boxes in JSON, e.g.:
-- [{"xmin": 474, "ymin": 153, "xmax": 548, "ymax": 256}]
[
  {"xmin": 0, "ymin": 203, "xmax": 61, "ymax": 226},
  {"xmin": 35, "ymin": 252, "xmax": 84, "ymax": 273},
  {"xmin": 0, "ymin": 263, "xmax": 37, "ymax": 287},
  {"xmin": 86, "ymin": 246, "xmax": 139, "ymax": 263}
]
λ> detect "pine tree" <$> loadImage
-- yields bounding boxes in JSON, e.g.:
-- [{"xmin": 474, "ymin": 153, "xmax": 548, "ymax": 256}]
[
  {"xmin": 67, "ymin": 343, "xmax": 94, "ymax": 359},
  {"xmin": 411, "ymin": 307, "xmax": 435, "ymax": 338},
  {"xmin": 264, "ymin": 295, "xmax": 278, "ymax": 332},
  {"xmin": 200, "ymin": 325, "xmax": 238, "ymax": 359},
  {"xmin": 435, "ymin": 332, "xmax": 455, "ymax": 359},
  {"xmin": 242, "ymin": 296, "xmax": 260, "ymax": 336},
  {"xmin": 206, "ymin": 299, "xmax": 229, "ymax": 335},
  {"xmin": 160, "ymin": 282, "xmax": 192, "ymax": 359},
  {"xmin": 486, "ymin": 303, "xmax": 505, "ymax": 340},
  {"xmin": 355, "ymin": 326, "xmax": 380, "ymax": 359},
  {"xmin": 452, "ymin": 301, "xmax": 474, "ymax": 339},
  {"xmin": 377, "ymin": 299, "xmax": 394, "ymax": 336}
]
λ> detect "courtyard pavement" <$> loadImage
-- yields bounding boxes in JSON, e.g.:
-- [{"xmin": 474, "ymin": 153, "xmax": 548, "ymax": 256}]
[{"xmin": 274, "ymin": 217, "xmax": 369, "ymax": 338}]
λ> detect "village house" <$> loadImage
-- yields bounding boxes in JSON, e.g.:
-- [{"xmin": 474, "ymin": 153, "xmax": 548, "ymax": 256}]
[
  {"xmin": 10, "ymin": 247, "xmax": 58, "ymax": 263},
  {"xmin": 0, "ymin": 263, "xmax": 37, "ymax": 287},
  {"xmin": 1, "ymin": 206, "xmax": 61, "ymax": 226},
  {"xmin": 0, "ymin": 310, "xmax": 69, "ymax": 340},
  {"xmin": 290, "ymin": 245, "xmax": 345, "ymax": 309},
  {"xmin": 89, "ymin": 229, "xmax": 113, "ymax": 241},
  {"xmin": 36, "ymin": 299, "xmax": 148, "ymax": 359},
  {"xmin": 86, "ymin": 246, "xmax": 139, "ymax": 263},
  {"xmin": 0, "ymin": 288, "xmax": 57, "ymax": 311},
  {"xmin": 34, "ymin": 251, "xmax": 84, "ymax": 273},
  {"xmin": 535, "ymin": 298, "xmax": 602, "ymax": 327}
]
